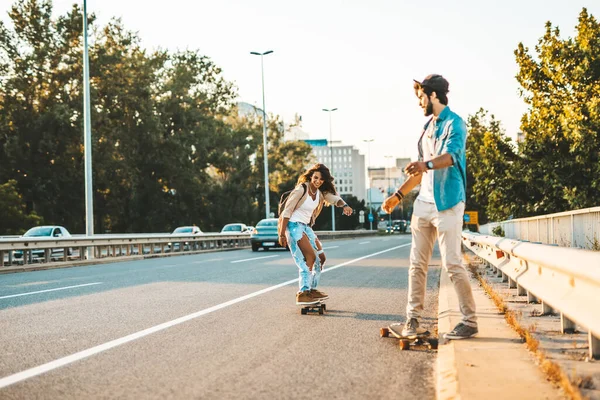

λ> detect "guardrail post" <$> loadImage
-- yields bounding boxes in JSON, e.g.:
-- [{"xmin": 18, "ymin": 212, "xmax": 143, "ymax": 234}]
[
  {"xmin": 527, "ymin": 291, "xmax": 538, "ymax": 303},
  {"xmin": 561, "ymin": 313, "xmax": 577, "ymax": 333},
  {"xmin": 508, "ymin": 277, "xmax": 516, "ymax": 289},
  {"xmin": 0, "ymin": 250, "xmax": 4, "ymax": 266},
  {"xmin": 517, "ymin": 284, "xmax": 526, "ymax": 296},
  {"xmin": 542, "ymin": 301, "xmax": 553, "ymax": 315},
  {"xmin": 570, "ymin": 214, "xmax": 575, "ymax": 247},
  {"xmin": 501, "ymin": 271, "xmax": 508, "ymax": 283},
  {"xmin": 589, "ymin": 333, "xmax": 600, "ymax": 360},
  {"xmin": 45, "ymin": 248, "xmax": 51, "ymax": 263}
]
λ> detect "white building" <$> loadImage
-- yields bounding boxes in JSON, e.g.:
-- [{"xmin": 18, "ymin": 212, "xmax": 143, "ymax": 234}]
[{"xmin": 367, "ymin": 157, "xmax": 412, "ymax": 212}]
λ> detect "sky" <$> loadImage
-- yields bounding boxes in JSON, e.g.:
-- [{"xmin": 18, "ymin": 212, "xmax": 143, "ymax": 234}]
[{"xmin": 3, "ymin": 0, "xmax": 600, "ymax": 168}]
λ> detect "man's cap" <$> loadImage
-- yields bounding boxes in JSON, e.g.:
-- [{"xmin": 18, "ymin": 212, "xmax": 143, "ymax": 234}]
[{"xmin": 413, "ymin": 74, "xmax": 449, "ymax": 94}]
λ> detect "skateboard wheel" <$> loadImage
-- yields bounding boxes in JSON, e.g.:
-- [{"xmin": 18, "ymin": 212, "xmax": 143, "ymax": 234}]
[
  {"xmin": 301, "ymin": 308, "xmax": 308, "ymax": 315},
  {"xmin": 399, "ymin": 340, "xmax": 410, "ymax": 350},
  {"xmin": 380, "ymin": 328, "xmax": 390, "ymax": 338},
  {"xmin": 322, "ymin": 304, "xmax": 327, "ymax": 311},
  {"xmin": 318, "ymin": 306, "xmax": 324, "ymax": 315},
  {"xmin": 429, "ymin": 339, "xmax": 439, "ymax": 350}
]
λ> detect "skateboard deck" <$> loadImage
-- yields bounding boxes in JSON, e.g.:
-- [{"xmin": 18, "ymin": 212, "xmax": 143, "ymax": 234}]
[
  {"xmin": 380, "ymin": 324, "xmax": 438, "ymax": 350},
  {"xmin": 298, "ymin": 300, "xmax": 326, "ymax": 315}
]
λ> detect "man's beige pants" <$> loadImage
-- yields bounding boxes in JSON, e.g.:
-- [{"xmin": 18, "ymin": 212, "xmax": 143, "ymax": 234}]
[{"xmin": 407, "ymin": 199, "xmax": 477, "ymax": 327}]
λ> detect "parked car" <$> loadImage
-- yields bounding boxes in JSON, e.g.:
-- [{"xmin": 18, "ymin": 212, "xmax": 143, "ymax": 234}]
[
  {"xmin": 13, "ymin": 226, "xmax": 72, "ymax": 260},
  {"xmin": 169, "ymin": 226, "xmax": 203, "ymax": 251},
  {"xmin": 386, "ymin": 220, "xmax": 407, "ymax": 234},
  {"xmin": 250, "ymin": 218, "xmax": 284, "ymax": 252},
  {"xmin": 221, "ymin": 223, "xmax": 250, "ymax": 234}
]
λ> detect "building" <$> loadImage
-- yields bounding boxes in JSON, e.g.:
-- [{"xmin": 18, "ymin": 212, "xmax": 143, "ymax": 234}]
[
  {"xmin": 366, "ymin": 158, "xmax": 411, "ymax": 214},
  {"xmin": 310, "ymin": 141, "xmax": 365, "ymax": 200}
]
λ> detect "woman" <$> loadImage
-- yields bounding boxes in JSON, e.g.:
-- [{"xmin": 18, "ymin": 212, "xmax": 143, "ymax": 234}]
[{"xmin": 278, "ymin": 163, "xmax": 353, "ymax": 305}]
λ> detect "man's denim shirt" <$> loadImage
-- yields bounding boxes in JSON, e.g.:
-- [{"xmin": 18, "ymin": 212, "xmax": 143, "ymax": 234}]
[{"xmin": 418, "ymin": 106, "xmax": 467, "ymax": 212}]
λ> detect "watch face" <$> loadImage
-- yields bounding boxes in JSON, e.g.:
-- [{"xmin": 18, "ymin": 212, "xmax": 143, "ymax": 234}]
[{"xmin": 427, "ymin": 161, "xmax": 433, "ymax": 169}]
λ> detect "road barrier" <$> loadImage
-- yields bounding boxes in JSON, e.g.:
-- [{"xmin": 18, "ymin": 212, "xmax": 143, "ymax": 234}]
[
  {"xmin": 462, "ymin": 231, "xmax": 600, "ymax": 360},
  {"xmin": 0, "ymin": 230, "xmax": 377, "ymax": 269},
  {"xmin": 480, "ymin": 206, "xmax": 600, "ymax": 249}
]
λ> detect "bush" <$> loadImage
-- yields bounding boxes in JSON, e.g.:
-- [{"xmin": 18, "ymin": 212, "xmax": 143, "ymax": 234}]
[{"xmin": 491, "ymin": 225, "xmax": 505, "ymax": 237}]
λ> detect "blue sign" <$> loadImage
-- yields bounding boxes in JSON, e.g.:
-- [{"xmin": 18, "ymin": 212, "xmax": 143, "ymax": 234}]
[
  {"xmin": 303, "ymin": 139, "xmax": 328, "ymax": 147},
  {"xmin": 463, "ymin": 214, "xmax": 470, "ymax": 223},
  {"xmin": 368, "ymin": 213, "xmax": 374, "ymax": 222}
]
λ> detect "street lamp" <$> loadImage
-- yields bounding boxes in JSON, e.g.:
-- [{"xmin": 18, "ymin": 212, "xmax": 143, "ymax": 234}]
[
  {"xmin": 323, "ymin": 107, "xmax": 338, "ymax": 231},
  {"xmin": 250, "ymin": 50, "xmax": 274, "ymax": 219},
  {"xmin": 363, "ymin": 139, "xmax": 374, "ymax": 230},
  {"xmin": 385, "ymin": 155, "xmax": 393, "ymax": 228},
  {"xmin": 83, "ymin": 0, "xmax": 94, "ymax": 258}
]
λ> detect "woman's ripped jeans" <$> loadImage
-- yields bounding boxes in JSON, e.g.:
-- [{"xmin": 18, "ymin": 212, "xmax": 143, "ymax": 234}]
[{"xmin": 286, "ymin": 221, "xmax": 321, "ymax": 292}]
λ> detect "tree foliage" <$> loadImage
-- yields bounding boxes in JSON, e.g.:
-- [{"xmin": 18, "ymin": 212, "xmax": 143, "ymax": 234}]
[
  {"xmin": 0, "ymin": 0, "xmax": 314, "ymax": 234},
  {"xmin": 514, "ymin": 8, "xmax": 600, "ymax": 215},
  {"xmin": 0, "ymin": 180, "xmax": 43, "ymax": 234},
  {"xmin": 466, "ymin": 109, "xmax": 522, "ymax": 224}
]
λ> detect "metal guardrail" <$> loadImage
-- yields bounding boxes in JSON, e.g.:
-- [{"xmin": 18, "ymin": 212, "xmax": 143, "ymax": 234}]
[
  {"xmin": 0, "ymin": 230, "xmax": 377, "ymax": 268},
  {"xmin": 462, "ymin": 231, "xmax": 600, "ymax": 360},
  {"xmin": 0, "ymin": 233, "xmax": 253, "ymax": 267},
  {"xmin": 480, "ymin": 206, "xmax": 600, "ymax": 249}
]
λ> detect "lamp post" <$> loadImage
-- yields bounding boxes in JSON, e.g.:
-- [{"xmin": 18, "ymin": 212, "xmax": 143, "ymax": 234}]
[
  {"xmin": 83, "ymin": 0, "xmax": 94, "ymax": 258},
  {"xmin": 322, "ymin": 107, "xmax": 338, "ymax": 231},
  {"xmin": 363, "ymin": 139, "xmax": 374, "ymax": 230},
  {"xmin": 384, "ymin": 155, "xmax": 393, "ymax": 228},
  {"xmin": 250, "ymin": 50, "xmax": 274, "ymax": 219}
]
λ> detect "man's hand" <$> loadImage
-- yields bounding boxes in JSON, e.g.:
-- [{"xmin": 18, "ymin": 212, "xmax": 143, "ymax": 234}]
[
  {"xmin": 381, "ymin": 195, "xmax": 400, "ymax": 214},
  {"xmin": 405, "ymin": 161, "xmax": 428, "ymax": 178},
  {"xmin": 342, "ymin": 205, "xmax": 353, "ymax": 216}
]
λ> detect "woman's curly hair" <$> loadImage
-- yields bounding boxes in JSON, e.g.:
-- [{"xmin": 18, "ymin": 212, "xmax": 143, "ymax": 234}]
[{"xmin": 297, "ymin": 163, "xmax": 337, "ymax": 195}]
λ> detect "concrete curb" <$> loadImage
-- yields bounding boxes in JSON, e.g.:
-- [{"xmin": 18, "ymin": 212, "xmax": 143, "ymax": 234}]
[
  {"xmin": 436, "ymin": 263, "xmax": 562, "ymax": 400},
  {"xmin": 436, "ymin": 268, "xmax": 461, "ymax": 400}
]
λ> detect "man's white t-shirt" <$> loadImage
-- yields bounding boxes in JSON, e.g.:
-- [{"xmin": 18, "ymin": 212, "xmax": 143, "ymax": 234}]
[
  {"xmin": 290, "ymin": 191, "xmax": 319, "ymax": 224},
  {"xmin": 417, "ymin": 120, "xmax": 436, "ymax": 205}
]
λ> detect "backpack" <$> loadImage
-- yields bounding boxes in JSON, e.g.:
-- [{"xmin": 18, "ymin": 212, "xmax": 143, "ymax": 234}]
[{"xmin": 278, "ymin": 183, "xmax": 307, "ymax": 217}]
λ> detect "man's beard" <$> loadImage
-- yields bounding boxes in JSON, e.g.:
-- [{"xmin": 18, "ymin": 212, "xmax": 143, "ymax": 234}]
[{"xmin": 424, "ymin": 101, "xmax": 433, "ymax": 116}]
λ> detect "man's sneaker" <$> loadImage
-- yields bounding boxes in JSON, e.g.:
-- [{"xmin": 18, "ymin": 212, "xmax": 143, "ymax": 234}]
[
  {"xmin": 309, "ymin": 289, "xmax": 329, "ymax": 300},
  {"xmin": 444, "ymin": 323, "xmax": 478, "ymax": 340},
  {"xmin": 296, "ymin": 291, "xmax": 319, "ymax": 305},
  {"xmin": 399, "ymin": 318, "xmax": 428, "ymax": 336}
]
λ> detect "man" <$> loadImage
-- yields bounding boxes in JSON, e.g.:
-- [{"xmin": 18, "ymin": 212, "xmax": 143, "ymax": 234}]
[{"xmin": 381, "ymin": 74, "xmax": 478, "ymax": 340}]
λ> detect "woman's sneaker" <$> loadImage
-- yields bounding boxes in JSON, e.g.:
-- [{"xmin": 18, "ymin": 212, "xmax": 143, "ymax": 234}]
[
  {"xmin": 309, "ymin": 289, "xmax": 329, "ymax": 300},
  {"xmin": 296, "ymin": 291, "xmax": 319, "ymax": 305}
]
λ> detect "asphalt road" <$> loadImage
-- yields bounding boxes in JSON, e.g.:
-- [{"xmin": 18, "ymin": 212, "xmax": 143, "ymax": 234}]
[{"xmin": 0, "ymin": 234, "xmax": 442, "ymax": 399}]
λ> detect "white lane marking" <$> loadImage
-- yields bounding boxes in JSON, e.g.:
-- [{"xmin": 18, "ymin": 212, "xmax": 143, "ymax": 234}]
[
  {"xmin": 0, "ymin": 243, "xmax": 410, "ymax": 389},
  {"xmin": 359, "ymin": 241, "xmax": 371, "ymax": 244},
  {"xmin": 231, "ymin": 255, "xmax": 278, "ymax": 264},
  {"xmin": 192, "ymin": 258, "xmax": 222, "ymax": 264},
  {"xmin": 0, "ymin": 283, "xmax": 103, "ymax": 300},
  {"xmin": 322, "ymin": 246, "xmax": 338, "ymax": 250}
]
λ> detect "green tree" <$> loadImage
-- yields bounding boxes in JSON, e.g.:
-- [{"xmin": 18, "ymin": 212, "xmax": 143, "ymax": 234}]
[
  {"xmin": 0, "ymin": 0, "xmax": 311, "ymax": 234},
  {"xmin": 514, "ymin": 8, "xmax": 600, "ymax": 215},
  {"xmin": 0, "ymin": 180, "xmax": 43, "ymax": 234},
  {"xmin": 466, "ymin": 109, "xmax": 523, "ymax": 223}
]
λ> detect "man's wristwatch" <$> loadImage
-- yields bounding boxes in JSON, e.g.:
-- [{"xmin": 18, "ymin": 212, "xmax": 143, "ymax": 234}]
[{"xmin": 426, "ymin": 161, "xmax": 434, "ymax": 170}]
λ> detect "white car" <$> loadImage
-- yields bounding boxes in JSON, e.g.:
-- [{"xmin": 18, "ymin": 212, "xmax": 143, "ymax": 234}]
[
  {"xmin": 220, "ymin": 223, "xmax": 250, "ymax": 234},
  {"xmin": 169, "ymin": 226, "xmax": 203, "ymax": 251},
  {"xmin": 172, "ymin": 226, "xmax": 203, "ymax": 235},
  {"xmin": 14, "ymin": 226, "xmax": 72, "ymax": 259}
]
